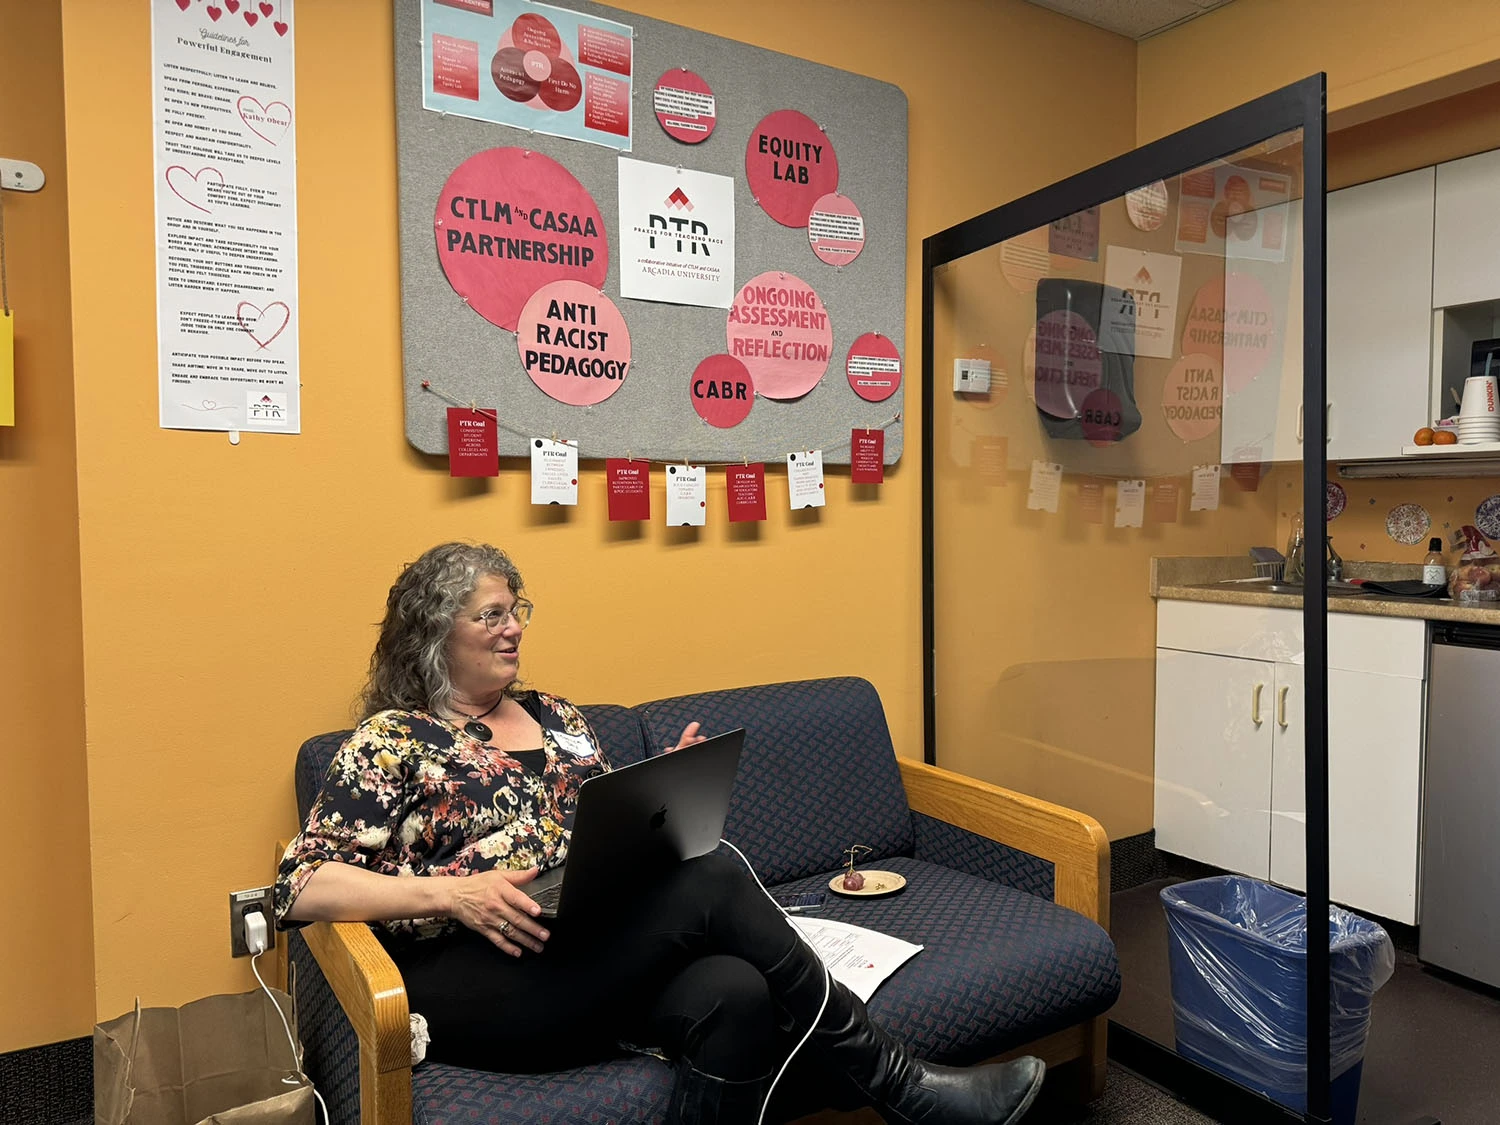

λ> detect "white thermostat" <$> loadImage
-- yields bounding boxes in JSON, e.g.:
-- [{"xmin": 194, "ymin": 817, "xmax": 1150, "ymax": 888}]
[{"xmin": 953, "ymin": 357, "xmax": 992, "ymax": 394}]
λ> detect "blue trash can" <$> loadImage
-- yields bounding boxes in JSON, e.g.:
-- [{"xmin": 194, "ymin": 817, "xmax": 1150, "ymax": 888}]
[{"xmin": 1161, "ymin": 876, "xmax": 1394, "ymax": 1124}]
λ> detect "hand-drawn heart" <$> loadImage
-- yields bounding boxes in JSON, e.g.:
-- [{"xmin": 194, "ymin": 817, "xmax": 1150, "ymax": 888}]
[
  {"xmin": 236, "ymin": 96, "xmax": 291, "ymax": 145},
  {"xmin": 259, "ymin": 1, "xmax": 273, "ymax": 14},
  {"xmin": 175, "ymin": 0, "xmax": 190, "ymax": 10},
  {"xmin": 236, "ymin": 300, "xmax": 291, "ymax": 349},
  {"xmin": 206, "ymin": 5, "xmax": 222, "ymax": 20},
  {"xmin": 244, "ymin": 10, "xmax": 258, "ymax": 25},
  {"xmin": 225, "ymin": 0, "xmax": 239, "ymax": 10},
  {"xmin": 273, "ymin": 20, "xmax": 288, "ymax": 35},
  {"xmin": 165, "ymin": 165, "xmax": 223, "ymax": 213}
]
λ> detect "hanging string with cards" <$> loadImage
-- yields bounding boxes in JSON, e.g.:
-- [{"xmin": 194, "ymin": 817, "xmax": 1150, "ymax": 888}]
[{"xmin": 419, "ymin": 378, "xmax": 900, "ymax": 467}]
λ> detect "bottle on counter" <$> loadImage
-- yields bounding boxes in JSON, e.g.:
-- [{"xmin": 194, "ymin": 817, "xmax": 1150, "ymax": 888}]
[
  {"xmin": 1424, "ymin": 537, "xmax": 1447, "ymax": 587},
  {"xmin": 1285, "ymin": 512, "xmax": 1306, "ymax": 583}
]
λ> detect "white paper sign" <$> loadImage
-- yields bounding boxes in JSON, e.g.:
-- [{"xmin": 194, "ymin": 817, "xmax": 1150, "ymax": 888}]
[
  {"xmin": 1102, "ymin": 247, "xmax": 1182, "ymax": 360},
  {"xmin": 1115, "ymin": 479, "xmax": 1145, "ymax": 528},
  {"xmin": 618, "ymin": 159, "xmax": 735, "ymax": 308},
  {"xmin": 790, "ymin": 917, "xmax": 923, "ymax": 1003},
  {"xmin": 1027, "ymin": 460, "xmax": 1062, "ymax": 514},
  {"xmin": 152, "ymin": 0, "xmax": 300, "ymax": 434},
  {"xmin": 953, "ymin": 357, "xmax": 991, "ymax": 393},
  {"xmin": 665, "ymin": 464, "xmax": 707, "ymax": 525},
  {"xmin": 1191, "ymin": 464, "xmax": 1222, "ymax": 511},
  {"xmin": 787, "ymin": 450, "xmax": 826, "ymax": 509},
  {"xmin": 530, "ymin": 438, "xmax": 579, "ymax": 505}
]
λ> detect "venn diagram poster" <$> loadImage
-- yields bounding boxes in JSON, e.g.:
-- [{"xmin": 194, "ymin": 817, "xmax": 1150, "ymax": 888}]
[
  {"xmin": 151, "ymin": 0, "xmax": 300, "ymax": 434},
  {"xmin": 422, "ymin": 0, "xmax": 633, "ymax": 151}
]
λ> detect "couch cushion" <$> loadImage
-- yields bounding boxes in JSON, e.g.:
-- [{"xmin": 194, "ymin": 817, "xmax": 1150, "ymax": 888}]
[
  {"xmin": 638, "ymin": 677, "xmax": 914, "ymax": 885},
  {"xmin": 414, "ymin": 1055, "xmax": 673, "ymax": 1125},
  {"xmin": 773, "ymin": 856, "xmax": 1120, "ymax": 1064}
]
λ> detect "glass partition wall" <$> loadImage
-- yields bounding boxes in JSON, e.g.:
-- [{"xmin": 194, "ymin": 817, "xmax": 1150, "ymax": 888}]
[{"xmin": 924, "ymin": 79, "xmax": 1340, "ymax": 1121}]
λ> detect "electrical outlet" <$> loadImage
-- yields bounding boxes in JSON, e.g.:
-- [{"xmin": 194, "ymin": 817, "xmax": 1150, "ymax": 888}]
[{"xmin": 229, "ymin": 885, "xmax": 276, "ymax": 958}]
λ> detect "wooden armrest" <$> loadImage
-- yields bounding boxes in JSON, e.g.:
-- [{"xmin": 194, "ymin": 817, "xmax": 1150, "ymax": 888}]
[
  {"xmin": 898, "ymin": 759, "xmax": 1110, "ymax": 928},
  {"xmin": 300, "ymin": 920, "xmax": 413, "ymax": 1125}
]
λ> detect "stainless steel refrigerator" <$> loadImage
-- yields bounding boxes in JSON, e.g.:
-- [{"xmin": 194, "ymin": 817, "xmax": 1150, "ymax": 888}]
[{"xmin": 1420, "ymin": 622, "xmax": 1500, "ymax": 987}]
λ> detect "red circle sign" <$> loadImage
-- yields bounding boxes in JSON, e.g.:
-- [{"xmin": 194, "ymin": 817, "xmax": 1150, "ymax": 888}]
[
  {"xmin": 516, "ymin": 280, "xmax": 631, "ymax": 406},
  {"xmin": 726, "ymin": 272, "xmax": 833, "ymax": 400},
  {"xmin": 745, "ymin": 110, "xmax": 839, "ymax": 228},
  {"xmin": 690, "ymin": 355, "xmax": 754, "ymax": 428},
  {"xmin": 808, "ymin": 193, "xmax": 865, "ymax": 266},
  {"xmin": 846, "ymin": 333, "xmax": 901, "ymax": 402},
  {"xmin": 654, "ymin": 69, "xmax": 716, "ymax": 144},
  {"xmin": 435, "ymin": 148, "xmax": 607, "ymax": 332}
]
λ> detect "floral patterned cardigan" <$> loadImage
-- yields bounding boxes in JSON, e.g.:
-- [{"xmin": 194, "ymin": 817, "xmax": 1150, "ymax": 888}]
[{"xmin": 274, "ymin": 691, "xmax": 610, "ymax": 942}]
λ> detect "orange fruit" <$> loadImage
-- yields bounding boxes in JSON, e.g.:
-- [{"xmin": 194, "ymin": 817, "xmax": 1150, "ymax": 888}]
[
  {"xmin": 1434, "ymin": 430, "xmax": 1459, "ymax": 445},
  {"xmin": 1414, "ymin": 428, "xmax": 1435, "ymax": 446}
]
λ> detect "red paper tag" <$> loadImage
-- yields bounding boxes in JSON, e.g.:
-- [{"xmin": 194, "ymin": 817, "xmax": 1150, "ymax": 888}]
[
  {"xmin": 851, "ymin": 429, "xmax": 884, "ymax": 483},
  {"xmin": 1151, "ymin": 480, "xmax": 1182, "ymax": 524},
  {"xmin": 606, "ymin": 459, "xmax": 651, "ymax": 521},
  {"xmin": 446, "ymin": 407, "xmax": 498, "ymax": 477},
  {"xmin": 1079, "ymin": 480, "xmax": 1104, "ymax": 524},
  {"xmin": 726, "ymin": 464, "xmax": 767, "ymax": 522}
]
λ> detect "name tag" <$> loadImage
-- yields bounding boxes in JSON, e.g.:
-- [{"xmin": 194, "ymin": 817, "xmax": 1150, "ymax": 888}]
[{"xmin": 551, "ymin": 730, "xmax": 597, "ymax": 758}]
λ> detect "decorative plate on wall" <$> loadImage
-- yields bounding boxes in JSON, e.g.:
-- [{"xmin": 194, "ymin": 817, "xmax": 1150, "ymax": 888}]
[
  {"xmin": 1476, "ymin": 495, "xmax": 1500, "ymax": 541},
  {"xmin": 1386, "ymin": 503, "xmax": 1431, "ymax": 545},
  {"xmin": 1326, "ymin": 481, "xmax": 1347, "ymax": 522}
]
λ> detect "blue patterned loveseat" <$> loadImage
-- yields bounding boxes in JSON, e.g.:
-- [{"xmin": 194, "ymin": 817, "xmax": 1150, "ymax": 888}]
[{"xmin": 280, "ymin": 676, "xmax": 1120, "ymax": 1125}]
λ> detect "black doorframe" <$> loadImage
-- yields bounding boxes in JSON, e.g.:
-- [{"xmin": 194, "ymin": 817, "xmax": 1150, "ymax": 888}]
[{"xmin": 920, "ymin": 75, "xmax": 1343, "ymax": 1123}]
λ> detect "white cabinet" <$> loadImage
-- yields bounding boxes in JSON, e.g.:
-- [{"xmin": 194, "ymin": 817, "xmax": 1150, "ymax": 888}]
[
  {"xmin": 1154, "ymin": 649, "xmax": 1275, "ymax": 878},
  {"xmin": 1326, "ymin": 169, "xmax": 1435, "ymax": 460},
  {"xmin": 1434, "ymin": 148, "xmax": 1500, "ymax": 308},
  {"xmin": 1155, "ymin": 602, "xmax": 1427, "ymax": 923}
]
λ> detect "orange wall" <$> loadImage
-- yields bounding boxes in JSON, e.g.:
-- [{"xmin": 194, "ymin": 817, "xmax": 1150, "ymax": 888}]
[
  {"xmin": 58, "ymin": 0, "xmax": 1135, "ymax": 1018},
  {"xmin": 0, "ymin": 3, "xmax": 95, "ymax": 1051},
  {"xmin": 1137, "ymin": 0, "xmax": 1500, "ymax": 143}
]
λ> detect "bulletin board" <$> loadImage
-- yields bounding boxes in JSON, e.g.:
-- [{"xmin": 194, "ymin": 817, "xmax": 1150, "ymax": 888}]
[{"xmin": 393, "ymin": 0, "xmax": 909, "ymax": 464}]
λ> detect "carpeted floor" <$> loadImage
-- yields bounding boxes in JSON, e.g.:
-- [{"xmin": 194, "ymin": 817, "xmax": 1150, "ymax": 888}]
[{"xmin": 1031, "ymin": 1062, "xmax": 1220, "ymax": 1124}]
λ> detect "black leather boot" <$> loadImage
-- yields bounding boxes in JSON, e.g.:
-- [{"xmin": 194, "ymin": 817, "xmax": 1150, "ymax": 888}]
[
  {"xmin": 764, "ymin": 940, "xmax": 1045, "ymax": 1125},
  {"xmin": 666, "ymin": 1058, "xmax": 772, "ymax": 1125}
]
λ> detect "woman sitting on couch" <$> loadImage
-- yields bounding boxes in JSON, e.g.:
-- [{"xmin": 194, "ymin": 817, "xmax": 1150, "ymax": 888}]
[{"xmin": 275, "ymin": 541, "xmax": 1043, "ymax": 1125}]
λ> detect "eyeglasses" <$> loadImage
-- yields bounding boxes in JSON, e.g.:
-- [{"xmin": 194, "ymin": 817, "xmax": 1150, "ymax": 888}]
[{"xmin": 475, "ymin": 601, "xmax": 534, "ymax": 633}]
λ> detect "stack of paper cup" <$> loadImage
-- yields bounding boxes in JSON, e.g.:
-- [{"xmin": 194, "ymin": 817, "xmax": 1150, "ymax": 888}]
[{"xmin": 1459, "ymin": 375, "xmax": 1500, "ymax": 443}]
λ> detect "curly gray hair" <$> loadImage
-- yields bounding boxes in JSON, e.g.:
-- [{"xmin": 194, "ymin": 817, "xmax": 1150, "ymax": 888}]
[{"xmin": 359, "ymin": 542, "xmax": 525, "ymax": 718}]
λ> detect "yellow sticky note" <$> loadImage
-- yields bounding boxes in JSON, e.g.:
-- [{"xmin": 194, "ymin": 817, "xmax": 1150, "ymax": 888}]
[{"xmin": 0, "ymin": 311, "xmax": 13, "ymax": 426}]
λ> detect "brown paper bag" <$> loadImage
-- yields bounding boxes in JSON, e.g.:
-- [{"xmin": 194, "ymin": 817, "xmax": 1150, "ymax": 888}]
[{"xmin": 94, "ymin": 986, "xmax": 315, "ymax": 1125}]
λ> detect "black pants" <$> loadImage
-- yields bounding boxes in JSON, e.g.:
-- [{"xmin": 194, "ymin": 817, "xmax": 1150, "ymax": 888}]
[{"xmin": 392, "ymin": 853, "xmax": 819, "ymax": 1084}]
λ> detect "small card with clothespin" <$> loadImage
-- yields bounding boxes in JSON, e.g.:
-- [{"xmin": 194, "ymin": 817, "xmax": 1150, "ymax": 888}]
[
  {"xmin": 850, "ymin": 429, "xmax": 884, "ymax": 484},
  {"xmin": 666, "ymin": 463, "xmax": 707, "ymax": 526},
  {"xmin": 787, "ymin": 450, "xmax": 826, "ymax": 510},
  {"xmin": 606, "ymin": 458, "xmax": 651, "ymax": 521},
  {"xmin": 446, "ymin": 407, "xmax": 497, "ymax": 477},
  {"xmin": 726, "ymin": 462, "xmax": 766, "ymax": 522},
  {"xmin": 530, "ymin": 436, "xmax": 579, "ymax": 505}
]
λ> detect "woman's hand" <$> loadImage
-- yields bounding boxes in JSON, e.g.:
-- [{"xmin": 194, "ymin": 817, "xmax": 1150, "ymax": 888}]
[
  {"xmin": 664, "ymin": 721, "xmax": 707, "ymax": 754},
  {"xmin": 445, "ymin": 867, "xmax": 551, "ymax": 956}
]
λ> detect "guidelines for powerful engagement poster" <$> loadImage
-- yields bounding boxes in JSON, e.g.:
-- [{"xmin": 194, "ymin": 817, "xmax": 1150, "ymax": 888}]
[{"xmin": 151, "ymin": 0, "xmax": 300, "ymax": 434}]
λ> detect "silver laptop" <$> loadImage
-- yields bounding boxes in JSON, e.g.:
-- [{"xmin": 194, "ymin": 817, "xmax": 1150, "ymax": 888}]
[{"xmin": 527, "ymin": 728, "xmax": 745, "ymax": 919}]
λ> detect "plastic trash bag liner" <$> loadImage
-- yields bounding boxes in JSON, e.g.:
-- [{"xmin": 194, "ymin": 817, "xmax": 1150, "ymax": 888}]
[{"xmin": 1161, "ymin": 876, "xmax": 1393, "ymax": 1113}]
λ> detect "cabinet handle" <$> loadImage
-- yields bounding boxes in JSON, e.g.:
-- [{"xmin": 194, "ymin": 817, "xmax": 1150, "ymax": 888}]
[
  {"xmin": 1278, "ymin": 685, "xmax": 1289, "ymax": 728},
  {"xmin": 1252, "ymin": 683, "xmax": 1264, "ymax": 725},
  {"xmin": 1297, "ymin": 403, "xmax": 1304, "ymax": 443},
  {"xmin": 1325, "ymin": 402, "xmax": 1332, "ymax": 444}
]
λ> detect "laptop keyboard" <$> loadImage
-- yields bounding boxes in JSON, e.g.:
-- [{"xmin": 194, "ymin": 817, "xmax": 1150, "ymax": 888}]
[{"xmin": 532, "ymin": 882, "xmax": 562, "ymax": 911}]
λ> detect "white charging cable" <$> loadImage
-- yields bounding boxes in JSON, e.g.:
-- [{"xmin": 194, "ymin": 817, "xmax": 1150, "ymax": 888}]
[
  {"xmin": 718, "ymin": 838, "xmax": 831, "ymax": 1125},
  {"xmin": 244, "ymin": 910, "xmax": 331, "ymax": 1125}
]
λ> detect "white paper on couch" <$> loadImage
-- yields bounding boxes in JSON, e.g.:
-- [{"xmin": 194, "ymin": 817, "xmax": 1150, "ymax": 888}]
[{"xmin": 791, "ymin": 917, "xmax": 924, "ymax": 1002}]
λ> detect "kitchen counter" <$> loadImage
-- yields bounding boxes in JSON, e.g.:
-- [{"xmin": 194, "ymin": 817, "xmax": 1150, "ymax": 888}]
[{"xmin": 1151, "ymin": 556, "xmax": 1500, "ymax": 627}]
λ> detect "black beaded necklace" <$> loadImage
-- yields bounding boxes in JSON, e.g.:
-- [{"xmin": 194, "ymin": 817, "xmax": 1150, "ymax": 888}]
[{"xmin": 449, "ymin": 694, "xmax": 505, "ymax": 742}]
